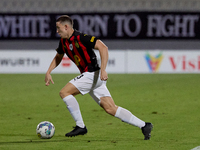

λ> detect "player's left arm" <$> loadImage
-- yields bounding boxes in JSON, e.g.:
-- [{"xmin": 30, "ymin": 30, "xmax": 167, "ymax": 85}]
[{"xmin": 94, "ymin": 39, "xmax": 109, "ymax": 81}]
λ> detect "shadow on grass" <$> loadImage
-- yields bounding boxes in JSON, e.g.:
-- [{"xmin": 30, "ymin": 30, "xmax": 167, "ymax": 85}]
[
  {"xmin": 0, "ymin": 139, "xmax": 94, "ymax": 145},
  {"xmin": 0, "ymin": 134, "xmax": 112, "ymax": 145}
]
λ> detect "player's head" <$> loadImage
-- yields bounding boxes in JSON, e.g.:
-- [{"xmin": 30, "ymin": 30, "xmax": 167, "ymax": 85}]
[
  {"xmin": 56, "ymin": 15, "xmax": 74, "ymax": 39},
  {"xmin": 56, "ymin": 15, "xmax": 73, "ymax": 27}
]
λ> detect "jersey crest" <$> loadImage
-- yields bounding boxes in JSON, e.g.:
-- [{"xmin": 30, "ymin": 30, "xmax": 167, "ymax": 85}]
[{"xmin": 69, "ymin": 44, "xmax": 73, "ymax": 51}]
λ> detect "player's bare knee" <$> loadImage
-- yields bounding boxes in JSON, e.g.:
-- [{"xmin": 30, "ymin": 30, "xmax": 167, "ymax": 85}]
[
  {"xmin": 59, "ymin": 90, "xmax": 69, "ymax": 99},
  {"xmin": 59, "ymin": 90, "xmax": 64, "ymax": 98}
]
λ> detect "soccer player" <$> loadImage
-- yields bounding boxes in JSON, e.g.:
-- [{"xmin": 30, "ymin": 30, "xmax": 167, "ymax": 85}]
[{"xmin": 45, "ymin": 15, "xmax": 153, "ymax": 140}]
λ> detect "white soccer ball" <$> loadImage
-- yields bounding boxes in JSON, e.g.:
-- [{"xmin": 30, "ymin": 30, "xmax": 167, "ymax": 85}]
[{"xmin": 36, "ymin": 121, "xmax": 55, "ymax": 139}]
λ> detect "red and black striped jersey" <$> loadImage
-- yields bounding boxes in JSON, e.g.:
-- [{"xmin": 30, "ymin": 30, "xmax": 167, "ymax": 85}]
[{"xmin": 56, "ymin": 30, "xmax": 100, "ymax": 73}]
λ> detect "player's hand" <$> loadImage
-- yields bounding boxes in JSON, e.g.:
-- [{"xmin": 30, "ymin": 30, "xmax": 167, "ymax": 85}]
[
  {"xmin": 100, "ymin": 70, "xmax": 108, "ymax": 81},
  {"xmin": 45, "ymin": 73, "xmax": 54, "ymax": 86}
]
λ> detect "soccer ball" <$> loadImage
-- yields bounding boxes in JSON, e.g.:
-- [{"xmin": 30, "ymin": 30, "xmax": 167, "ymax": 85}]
[{"xmin": 36, "ymin": 121, "xmax": 55, "ymax": 139}]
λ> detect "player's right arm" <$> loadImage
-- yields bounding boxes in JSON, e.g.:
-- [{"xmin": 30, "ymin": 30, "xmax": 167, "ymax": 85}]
[{"xmin": 45, "ymin": 53, "xmax": 64, "ymax": 86}]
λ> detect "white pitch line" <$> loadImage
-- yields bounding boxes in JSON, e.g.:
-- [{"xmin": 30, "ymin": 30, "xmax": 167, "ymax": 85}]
[{"xmin": 191, "ymin": 146, "xmax": 200, "ymax": 150}]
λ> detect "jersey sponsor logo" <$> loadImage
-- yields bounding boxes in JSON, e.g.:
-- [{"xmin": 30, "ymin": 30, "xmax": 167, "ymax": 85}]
[
  {"xmin": 75, "ymin": 41, "xmax": 79, "ymax": 48},
  {"xmin": 74, "ymin": 55, "xmax": 81, "ymax": 66},
  {"xmin": 145, "ymin": 52, "xmax": 163, "ymax": 72}
]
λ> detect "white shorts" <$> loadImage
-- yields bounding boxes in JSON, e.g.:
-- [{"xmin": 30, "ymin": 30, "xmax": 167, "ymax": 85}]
[{"xmin": 69, "ymin": 70, "xmax": 111, "ymax": 105}]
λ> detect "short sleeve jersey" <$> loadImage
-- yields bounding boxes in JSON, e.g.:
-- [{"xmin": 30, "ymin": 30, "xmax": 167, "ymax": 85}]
[{"xmin": 56, "ymin": 30, "xmax": 100, "ymax": 73}]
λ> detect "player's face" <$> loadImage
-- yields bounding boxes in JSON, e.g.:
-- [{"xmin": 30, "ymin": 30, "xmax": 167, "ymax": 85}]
[{"xmin": 56, "ymin": 22, "xmax": 68, "ymax": 38}]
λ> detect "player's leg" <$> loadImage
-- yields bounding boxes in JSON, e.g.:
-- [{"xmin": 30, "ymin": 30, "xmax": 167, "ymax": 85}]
[
  {"xmin": 61, "ymin": 72, "xmax": 97, "ymax": 137},
  {"xmin": 60, "ymin": 82, "xmax": 87, "ymax": 137},
  {"xmin": 101, "ymin": 97, "xmax": 153, "ymax": 140},
  {"xmin": 100, "ymin": 97, "xmax": 146, "ymax": 127},
  {"xmin": 60, "ymin": 82, "xmax": 81, "ymax": 98},
  {"xmin": 89, "ymin": 83, "xmax": 146, "ymax": 127},
  {"xmin": 90, "ymin": 83, "xmax": 153, "ymax": 140}
]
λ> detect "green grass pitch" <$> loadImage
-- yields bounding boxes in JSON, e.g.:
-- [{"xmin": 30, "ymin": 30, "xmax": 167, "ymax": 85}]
[{"xmin": 0, "ymin": 74, "xmax": 200, "ymax": 150}]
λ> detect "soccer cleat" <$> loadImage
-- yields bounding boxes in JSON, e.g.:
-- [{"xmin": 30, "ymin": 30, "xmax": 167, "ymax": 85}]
[
  {"xmin": 65, "ymin": 126, "xmax": 87, "ymax": 137},
  {"xmin": 141, "ymin": 122, "xmax": 153, "ymax": 140}
]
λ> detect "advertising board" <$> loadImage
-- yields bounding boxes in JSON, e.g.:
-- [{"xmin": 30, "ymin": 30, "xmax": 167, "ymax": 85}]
[{"xmin": 0, "ymin": 50, "xmax": 200, "ymax": 74}]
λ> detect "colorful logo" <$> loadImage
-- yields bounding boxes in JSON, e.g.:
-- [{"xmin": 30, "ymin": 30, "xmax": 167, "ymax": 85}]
[{"xmin": 145, "ymin": 52, "xmax": 164, "ymax": 72}]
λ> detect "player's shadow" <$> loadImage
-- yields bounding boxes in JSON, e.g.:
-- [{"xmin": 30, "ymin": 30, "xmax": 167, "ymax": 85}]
[
  {"xmin": 0, "ymin": 134, "xmax": 109, "ymax": 145},
  {"xmin": 0, "ymin": 139, "xmax": 110, "ymax": 145}
]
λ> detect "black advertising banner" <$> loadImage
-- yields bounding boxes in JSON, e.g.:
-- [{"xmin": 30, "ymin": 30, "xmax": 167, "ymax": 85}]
[{"xmin": 0, "ymin": 12, "xmax": 200, "ymax": 40}]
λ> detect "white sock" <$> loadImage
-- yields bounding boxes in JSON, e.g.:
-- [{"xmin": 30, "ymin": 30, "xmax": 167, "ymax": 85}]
[
  {"xmin": 63, "ymin": 95, "xmax": 85, "ymax": 128},
  {"xmin": 115, "ymin": 107, "xmax": 145, "ymax": 128}
]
